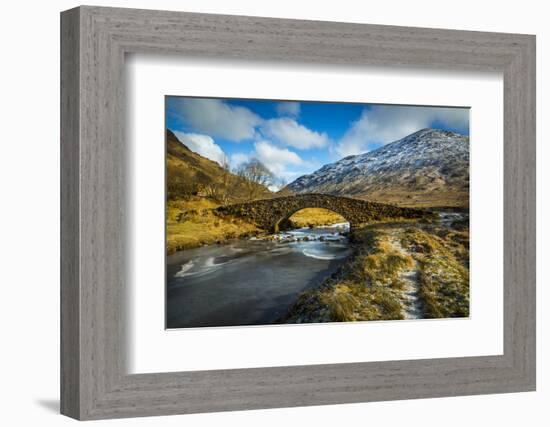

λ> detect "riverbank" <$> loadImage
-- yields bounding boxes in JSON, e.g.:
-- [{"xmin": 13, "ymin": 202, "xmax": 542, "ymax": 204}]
[
  {"xmin": 166, "ymin": 222, "xmax": 351, "ymax": 328},
  {"xmin": 167, "ymin": 199, "xmax": 351, "ymax": 255},
  {"xmin": 166, "ymin": 198, "xmax": 262, "ymax": 255},
  {"xmin": 281, "ymin": 214, "xmax": 469, "ymax": 323}
]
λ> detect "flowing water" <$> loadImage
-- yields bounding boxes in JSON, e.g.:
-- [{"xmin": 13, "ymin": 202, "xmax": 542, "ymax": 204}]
[{"xmin": 166, "ymin": 223, "xmax": 350, "ymax": 329}]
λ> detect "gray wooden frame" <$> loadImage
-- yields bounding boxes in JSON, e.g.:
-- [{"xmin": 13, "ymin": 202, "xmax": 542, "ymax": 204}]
[{"xmin": 60, "ymin": 5, "xmax": 536, "ymax": 420}]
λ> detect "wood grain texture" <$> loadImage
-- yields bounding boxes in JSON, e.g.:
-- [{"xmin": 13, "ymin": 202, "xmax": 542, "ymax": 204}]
[
  {"xmin": 60, "ymin": 7, "xmax": 80, "ymax": 419},
  {"xmin": 60, "ymin": 5, "xmax": 536, "ymax": 420}
]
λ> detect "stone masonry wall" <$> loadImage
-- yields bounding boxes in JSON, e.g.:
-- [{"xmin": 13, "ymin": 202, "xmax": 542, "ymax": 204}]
[{"xmin": 217, "ymin": 194, "xmax": 430, "ymax": 232}]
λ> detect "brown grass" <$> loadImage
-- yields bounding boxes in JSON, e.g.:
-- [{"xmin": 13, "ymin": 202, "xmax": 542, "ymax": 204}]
[
  {"xmin": 359, "ymin": 189, "xmax": 469, "ymax": 209},
  {"xmin": 287, "ymin": 208, "xmax": 346, "ymax": 228},
  {"xmin": 283, "ymin": 218, "xmax": 470, "ymax": 323},
  {"xmin": 166, "ymin": 198, "xmax": 260, "ymax": 254},
  {"xmin": 283, "ymin": 228, "xmax": 418, "ymax": 323},
  {"xmin": 400, "ymin": 228, "xmax": 469, "ymax": 318}
]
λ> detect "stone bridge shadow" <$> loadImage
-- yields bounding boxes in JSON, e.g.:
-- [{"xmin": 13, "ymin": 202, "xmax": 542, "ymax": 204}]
[{"xmin": 217, "ymin": 193, "xmax": 431, "ymax": 232}]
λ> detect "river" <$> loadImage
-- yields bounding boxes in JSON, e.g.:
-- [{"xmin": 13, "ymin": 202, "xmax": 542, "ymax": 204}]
[{"xmin": 166, "ymin": 223, "xmax": 351, "ymax": 329}]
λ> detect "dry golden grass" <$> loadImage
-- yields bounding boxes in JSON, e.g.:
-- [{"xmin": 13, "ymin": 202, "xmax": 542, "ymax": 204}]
[
  {"xmin": 319, "ymin": 284, "xmax": 362, "ymax": 322},
  {"xmin": 167, "ymin": 201, "xmax": 365, "ymax": 255},
  {"xmin": 362, "ymin": 245, "xmax": 415, "ymax": 285},
  {"xmin": 166, "ymin": 198, "xmax": 260, "ymax": 254},
  {"xmin": 362, "ymin": 189, "xmax": 469, "ymax": 209},
  {"xmin": 287, "ymin": 208, "xmax": 346, "ymax": 228},
  {"xmin": 283, "ymin": 218, "xmax": 470, "ymax": 323},
  {"xmin": 284, "ymin": 228, "xmax": 418, "ymax": 323},
  {"xmin": 167, "ymin": 203, "xmax": 350, "ymax": 255},
  {"xmin": 166, "ymin": 130, "xmax": 272, "ymax": 202},
  {"xmin": 400, "ymin": 228, "xmax": 469, "ymax": 318}
]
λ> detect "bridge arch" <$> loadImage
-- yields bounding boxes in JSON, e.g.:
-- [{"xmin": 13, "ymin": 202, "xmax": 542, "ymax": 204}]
[
  {"xmin": 217, "ymin": 193, "xmax": 430, "ymax": 233},
  {"xmin": 273, "ymin": 206, "xmax": 349, "ymax": 233}
]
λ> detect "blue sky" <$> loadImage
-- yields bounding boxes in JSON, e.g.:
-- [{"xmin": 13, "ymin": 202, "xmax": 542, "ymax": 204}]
[{"xmin": 166, "ymin": 96, "xmax": 469, "ymax": 184}]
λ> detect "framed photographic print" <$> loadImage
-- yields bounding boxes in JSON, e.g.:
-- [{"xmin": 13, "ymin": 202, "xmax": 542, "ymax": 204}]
[
  {"xmin": 61, "ymin": 6, "xmax": 536, "ymax": 420},
  {"xmin": 164, "ymin": 97, "xmax": 470, "ymax": 329}
]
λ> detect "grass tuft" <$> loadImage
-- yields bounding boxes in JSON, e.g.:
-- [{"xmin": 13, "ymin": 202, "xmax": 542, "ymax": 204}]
[
  {"xmin": 401, "ymin": 228, "xmax": 469, "ymax": 318},
  {"xmin": 166, "ymin": 198, "xmax": 260, "ymax": 254},
  {"xmin": 283, "ymin": 220, "xmax": 469, "ymax": 323},
  {"xmin": 287, "ymin": 208, "xmax": 347, "ymax": 228}
]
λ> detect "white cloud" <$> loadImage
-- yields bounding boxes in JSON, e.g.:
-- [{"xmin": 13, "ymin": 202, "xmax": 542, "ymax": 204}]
[
  {"xmin": 261, "ymin": 117, "xmax": 330, "ymax": 150},
  {"xmin": 275, "ymin": 101, "xmax": 301, "ymax": 117},
  {"xmin": 229, "ymin": 152, "xmax": 249, "ymax": 168},
  {"xmin": 170, "ymin": 98, "xmax": 262, "ymax": 141},
  {"xmin": 173, "ymin": 131, "xmax": 227, "ymax": 166},
  {"xmin": 335, "ymin": 106, "xmax": 469, "ymax": 157},
  {"xmin": 253, "ymin": 140, "xmax": 305, "ymax": 182},
  {"xmin": 254, "ymin": 140, "xmax": 302, "ymax": 167}
]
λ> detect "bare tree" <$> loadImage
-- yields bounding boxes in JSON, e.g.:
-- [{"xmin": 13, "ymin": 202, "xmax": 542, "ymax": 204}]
[
  {"xmin": 275, "ymin": 176, "xmax": 288, "ymax": 192},
  {"xmin": 218, "ymin": 155, "xmax": 232, "ymax": 204},
  {"xmin": 220, "ymin": 155, "xmax": 231, "ymax": 173},
  {"xmin": 236, "ymin": 158, "xmax": 275, "ymax": 200}
]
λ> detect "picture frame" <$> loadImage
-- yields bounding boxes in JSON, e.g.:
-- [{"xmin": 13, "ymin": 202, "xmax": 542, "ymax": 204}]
[{"xmin": 60, "ymin": 5, "xmax": 536, "ymax": 420}]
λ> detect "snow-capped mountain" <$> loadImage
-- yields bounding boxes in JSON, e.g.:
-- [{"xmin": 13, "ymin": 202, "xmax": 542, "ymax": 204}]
[{"xmin": 286, "ymin": 128, "xmax": 470, "ymax": 208}]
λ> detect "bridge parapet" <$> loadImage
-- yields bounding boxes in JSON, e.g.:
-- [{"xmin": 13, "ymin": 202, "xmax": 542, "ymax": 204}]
[{"xmin": 217, "ymin": 194, "xmax": 431, "ymax": 232}]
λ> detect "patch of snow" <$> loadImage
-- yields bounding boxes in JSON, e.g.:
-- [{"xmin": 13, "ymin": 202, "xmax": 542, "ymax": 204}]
[{"xmin": 287, "ymin": 128, "xmax": 469, "ymax": 195}]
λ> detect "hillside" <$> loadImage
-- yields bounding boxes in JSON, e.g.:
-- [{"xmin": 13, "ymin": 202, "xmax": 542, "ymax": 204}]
[
  {"xmin": 286, "ymin": 129, "xmax": 469, "ymax": 208},
  {"xmin": 166, "ymin": 129, "xmax": 274, "ymax": 253},
  {"xmin": 166, "ymin": 129, "xmax": 271, "ymax": 202}
]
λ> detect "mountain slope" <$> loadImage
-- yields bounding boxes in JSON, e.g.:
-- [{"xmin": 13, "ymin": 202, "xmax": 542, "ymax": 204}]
[
  {"xmin": 166, "ymin": 129, "xmax": 270, "ymax": 201},
  {"xmin": 287, "ymin": 129, "xmax": 469, "ymax": 208}
]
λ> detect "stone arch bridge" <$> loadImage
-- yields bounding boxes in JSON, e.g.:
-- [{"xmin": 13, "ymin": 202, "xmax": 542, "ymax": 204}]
[{"xmin": 217, "ymin": 194, "xmax": 431, "ymax": 232}]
